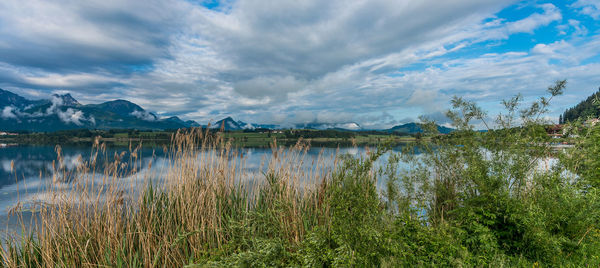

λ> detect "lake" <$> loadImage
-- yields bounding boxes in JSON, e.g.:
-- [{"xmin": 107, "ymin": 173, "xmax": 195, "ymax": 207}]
[{"xmin": 0, "ymin": 142, "xmax": 416, "ymax": 236}]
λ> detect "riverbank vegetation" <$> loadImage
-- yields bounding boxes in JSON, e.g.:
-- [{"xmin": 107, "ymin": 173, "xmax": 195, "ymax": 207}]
[
  {"xmin": 0, "ymin": 128, "xmax": 417, "ymax": 147},
  {"xmin": 2, "ymin": 80, "xmax": 600, "ymax": 266}
]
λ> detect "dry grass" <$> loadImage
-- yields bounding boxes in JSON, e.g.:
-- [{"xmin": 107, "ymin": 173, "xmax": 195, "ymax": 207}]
[{"xmin": 0, "ymin": 128, "xmax": 338, "ymax": 267}]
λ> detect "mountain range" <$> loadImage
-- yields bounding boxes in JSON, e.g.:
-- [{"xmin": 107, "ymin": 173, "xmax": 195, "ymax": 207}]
[
  {"xmin": 0, "ymin": 88, "xmax": 453, "ymax": 134},
  {"xmin": 208, "ymin": 117, "xmax": 364, "ymax": 131},
  {"xmin": 387, "ymin": 122, "xmax": 454, "ymax": 134},
  {"xmin": 0, "ymin": 88, "xmax": 199, "ymax": 132}
]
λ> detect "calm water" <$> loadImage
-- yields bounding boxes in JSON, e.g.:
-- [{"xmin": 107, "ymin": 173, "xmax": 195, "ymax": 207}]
[
  {"xmin": 0, "ymin": 143, "xmax": 415, "ymax": 235},
  {"xmin": 0, "ymin": 142, "xmax": 565, "ymax": 239}
]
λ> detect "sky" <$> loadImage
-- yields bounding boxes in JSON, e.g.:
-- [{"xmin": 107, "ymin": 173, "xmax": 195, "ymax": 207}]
[{"xmin": 0, "ymin": 0, "xmax": 599, "ymax": 129}]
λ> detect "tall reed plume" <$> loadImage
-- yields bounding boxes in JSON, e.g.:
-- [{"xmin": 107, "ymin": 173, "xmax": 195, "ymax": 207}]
[{"xmin": 1, "ymin": 128, "xmax": 337, "ymax": 267}]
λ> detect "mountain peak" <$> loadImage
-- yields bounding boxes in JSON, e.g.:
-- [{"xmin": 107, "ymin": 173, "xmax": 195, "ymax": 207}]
[
  {"xmin": 294, "ymin": 122, "xmax": 362, "ymax": 130},
  {"xmin": 52, "ymin": 93, "xmax": 80, "ymax": 106},
  {"xmin": 212, "ymin": 116, "xmax": 244, "ymax": 130},
  {"xmin": 389, "ymin": 122, "xmax": 454, "ymax": 134},
  {"xmin": 96, "ymin": 99, "xmax": 144, "ymax": 115},
  {"xmin": 185, "ymin": 120, "xmax": 200, "ymax": 127},
  {"xmin": 166, "ymin": 116, "xmax": 200, "ymax": 127},
  {"xmin": 0, "ymin": 89, "xmax": 196, "ymax": 131},
  {"xmin": 166, "ymin": 116, "xmax": 185, "ymax": 124},
  {"xmin": 1, "ymin": 88, "xmax": 31, "ymax": 108}
]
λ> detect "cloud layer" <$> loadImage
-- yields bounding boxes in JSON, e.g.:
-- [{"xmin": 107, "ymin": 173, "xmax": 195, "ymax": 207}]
[{"xmin": 0, "ymin": 0, "xmax": 599, "ymax": 128}]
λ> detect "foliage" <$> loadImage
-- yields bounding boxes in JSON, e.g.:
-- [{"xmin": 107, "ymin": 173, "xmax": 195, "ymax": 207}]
[
  {"xmin": 561, "ymin": 106, "xmax": 600, "ymax": 188},
  {"xmin": 394, "ymin": 80, "xmax": 600, "ymax": 266},
  {"xmin": 560, "ymin": 85, "xmax": 600, "ymax": 123},
  {"xmin": 283, "ymin": 129, "xmax": 356, "ymax": 139}
]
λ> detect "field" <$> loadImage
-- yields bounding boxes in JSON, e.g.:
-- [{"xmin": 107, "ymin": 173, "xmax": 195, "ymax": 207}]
[
  {"xmin": 221, "ymin": 131, "xmax": 416, "ymax": 147},
  {"xmin": 0, "ymin": 129, "xmax": 418, "ymax": 147}
]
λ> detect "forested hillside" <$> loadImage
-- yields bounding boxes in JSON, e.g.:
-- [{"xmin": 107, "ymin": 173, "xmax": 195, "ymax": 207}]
[{"xmin": 560, "ymin": 87, "xmax": 600, "ymax": 123}]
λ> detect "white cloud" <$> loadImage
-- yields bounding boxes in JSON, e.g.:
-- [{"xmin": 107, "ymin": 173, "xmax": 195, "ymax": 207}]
[
  {"xmin": 0, "ymin": 0, "xmax": 188, "ymax": 71},
  {"xmin": 24, "ymin": 73, "xmax": 122, "ymax": 91},
  {"xmin": 568, "ymin": 19, "xmax": 588, "ymax": 36},
  {"xmin": 46, "ymin": 96, "xmax": 95, "ymax": 125},
  {"xmin": 407, "ymin": 89, "xmax": 442, "ymax": 108},
  {"xmin": 57, "ymin": 108, "xmax": 85, "ymax": 126},
  {"xmin": 1, "ymin": 0, "xmax": 600, "ymax": 129},
  {"xmin": 234, "ymin": 75, "xmax": 306, "ymax": 102},
  {"xmin": 572, "ymin": 0, "xmax": 600, "ymax": 19},
  {"xmin": 505, "ymin": 4, "xmax": 562, "ymax": 34},
  {"xmin": 1, "ymin": 95, "xmax": 96, "ymax": 125},
  {"xmin": 1, "ymin": 106, "xmax": 17, "ymax": 119},
  {"xmin": 130, "ymin": 110, "xmax": 157, "ymax": 121},
  {"xmin": 46, "ymin": 96, "xmax": 64, "ymax": 115},
  {"xmin": 531, "ymin": 40, "xmax": 572, "ymax": 58}
]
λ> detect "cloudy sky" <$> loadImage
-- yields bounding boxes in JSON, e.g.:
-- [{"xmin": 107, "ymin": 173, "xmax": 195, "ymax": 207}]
[{"xmin": 0, "ymin": 0, "xmax": 599, "ymax": 128}]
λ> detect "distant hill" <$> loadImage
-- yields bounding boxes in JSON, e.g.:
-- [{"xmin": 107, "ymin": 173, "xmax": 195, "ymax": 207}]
[
  {"xmin": 387, "ymin": 122, "xmax": 454, "ymax": 134},
  {"xmin": 560, "ymin": 87, "xmax": 600, "ymax": 124},
  {"xmin": 294, "ymin": 122, "xmax": 361, "ymax": 130},
  {"xmin": 0, "ymin": 88, "xmax": 47, "ymax": 108},
  {"xmin": 1, "ymin": 88, "xmax": 456, "ymax": 134},
  {"xmin": 88, "ymin": 100, "xmax": 151, "ymax": 118},
  {"xmin": 207, "ymin": 118, "xmax": 363, "ymax": 131},
  {"xmin": 53, "ymin": 93, "xmax": 80, "ymax": 106},
  {"xmin": 0, "ymin": 88, "xmax": 198, "ymax": 132},
  {"xmin": 210, "ymin": 117, "xmax": 246, "ymax": 131}
]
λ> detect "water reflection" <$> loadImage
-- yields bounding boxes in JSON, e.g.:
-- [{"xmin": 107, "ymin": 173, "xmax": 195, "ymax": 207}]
[
  {"xmin": 0, "ymin": 142, "xmax": 423, "ymax": 239},
  {"xmin": 0, "ymin": 143, "xmax": 416, "ymax": 213},
  {"xmin": 0, "ymin": 144, "xmax": 163, "ymax": 186}
]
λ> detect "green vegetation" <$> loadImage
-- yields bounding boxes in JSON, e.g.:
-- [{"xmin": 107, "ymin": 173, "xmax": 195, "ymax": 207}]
[
  {"xmin": 2, "ymin": 80, "xmax": 600, "ymax": 266},
  {"xmin": 1, "ymin": 128, "xmax": 417, "ymax": 147},
  {"xmin": 560, "ymin": 84, "xmax": 600, "ymax": 123},
  {"xmin": 222, "ymin": 130, "xmax": 416, "ymax": 147},
  {"xmin": 0, "ymin": 129, "xmax": 174, "ymax": 144}
]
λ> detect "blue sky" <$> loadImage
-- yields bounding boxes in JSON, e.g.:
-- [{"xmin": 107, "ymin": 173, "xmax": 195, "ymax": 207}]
[{"xmin": 0, "ymin": 0, "xmax": 599, "ymax": 128}]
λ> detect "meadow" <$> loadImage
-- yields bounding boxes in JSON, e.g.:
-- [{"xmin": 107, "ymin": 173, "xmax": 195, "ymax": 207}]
[
  {"xmin": 0, "ymin": 128, "xmax": 417, "ymax": 148},
  {"xmin": 1, "ymin": 81, "xmax": 600, "ymax": 267}
]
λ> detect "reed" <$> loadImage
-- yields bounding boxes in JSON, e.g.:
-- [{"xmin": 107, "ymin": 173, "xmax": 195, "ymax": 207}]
[{"xmin": 1, "ymin": 128, "xmax": 337, "ymax": 267}]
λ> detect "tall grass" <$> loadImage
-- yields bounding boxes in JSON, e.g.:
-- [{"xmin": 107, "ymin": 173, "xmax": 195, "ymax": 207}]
[{"xmin": 0, "ymin": 128, "xmax": 338, "ymax": 267}]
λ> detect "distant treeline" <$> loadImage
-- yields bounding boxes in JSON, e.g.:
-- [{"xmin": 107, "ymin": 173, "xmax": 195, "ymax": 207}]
[
  {"xmin": 240, "ymin": 128, "xmax": 413, "ymax": 137},
  {"xmin": 560, "ymin": 87, "xmax": 600, "ymax": 124},
  {"xmin": 282, "ymin": 129, "xmax": 413, "ymax": 139},
  {"xmin": 1, "ymin": 129, "xmax": 175, "ymax": 143},
  {"xmin": 282, "ymin": 129, "xmax": 355, "ymax": 139},
  {"xmin": 1, "ymin": 127, "xmax": 417, "ymax": 144}
]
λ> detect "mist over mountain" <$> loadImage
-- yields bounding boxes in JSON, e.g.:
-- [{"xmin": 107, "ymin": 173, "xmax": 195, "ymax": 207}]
[
  {"xmin": 0, "ymin": 88, "xmax": 198, "ymax": 132},
  {"xmin": 1, "ymin": 88, "xmax": 454, "ymax": 133},
  {"xmin": 206, "ymin": 116, "xmax": 453, "ymax": 134}
]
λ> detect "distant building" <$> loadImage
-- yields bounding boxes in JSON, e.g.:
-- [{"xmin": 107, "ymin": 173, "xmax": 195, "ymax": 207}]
[
  {"xmin": 546, "ymin": 124, "xmax": 563, "ymax": 138},
  {"xmin": 0, "ymin": 143, "xmax": 17, "ymax": 148},
  {"xmin": 586, "ymin": 118, "xmax": 600, "ymax": 126}
]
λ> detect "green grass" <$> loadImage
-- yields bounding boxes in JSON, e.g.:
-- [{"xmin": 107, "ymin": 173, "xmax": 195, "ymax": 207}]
[{"xmin": 220, "ymin": 131, "xmax": 416, "ymax": 147}]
